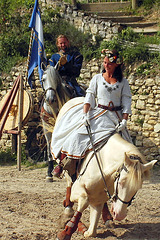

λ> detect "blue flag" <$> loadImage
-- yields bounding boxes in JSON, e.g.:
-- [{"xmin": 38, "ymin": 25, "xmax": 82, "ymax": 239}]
[{"xmin": 28, "ymin": 0, "xmax": 47, "ymax": 87}]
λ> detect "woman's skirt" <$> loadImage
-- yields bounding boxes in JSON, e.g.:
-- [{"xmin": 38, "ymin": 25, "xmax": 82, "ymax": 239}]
[{"xmin": 51, "ymin": 103, "xmax": 132, "ymax": 160}]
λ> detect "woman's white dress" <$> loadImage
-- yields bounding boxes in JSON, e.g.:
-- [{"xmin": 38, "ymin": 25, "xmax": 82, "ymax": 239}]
[{"xmin": 51, "ymin": 74, "xmax": 132, "ymax": 160}]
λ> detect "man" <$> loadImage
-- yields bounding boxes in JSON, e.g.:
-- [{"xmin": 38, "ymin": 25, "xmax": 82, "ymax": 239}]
[{"xmin": 49, "ymin": 34, "xmax": 85, "ymax": 97}]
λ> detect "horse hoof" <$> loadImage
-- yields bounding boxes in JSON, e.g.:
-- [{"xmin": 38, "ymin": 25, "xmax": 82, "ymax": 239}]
[
  {"xmin": 64, "ymin": 206, "xmax": 74, "ymax": 217},
  {"xmin": 104, "ymin": 219, "xmax": 113, "ymax": 227},
  {"xmin": 46, "ymin": 176, "xmax": 53, "ymax": 182},
  {"xmin": 84, "ymin": 230, "xmax": 96, "ymax": 238},
  {"xmin": 77, "ymin": 221, "xmax": 87, "ymax": 234},
  {"xmin": 57, "ymin": 231, "xmax": 71, "ymax": 240}
]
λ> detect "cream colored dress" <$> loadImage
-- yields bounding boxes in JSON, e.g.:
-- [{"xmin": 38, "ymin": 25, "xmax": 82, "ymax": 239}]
[{"xmin": 51, "ymin": 74, "xmax": 132, "ymax": 160}]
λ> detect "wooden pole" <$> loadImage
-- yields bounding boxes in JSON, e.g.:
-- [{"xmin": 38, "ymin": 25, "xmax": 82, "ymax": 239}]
[
  {"xmin": 17, "ymin": 75, "xmax": 23, "ymax": 171},
  {"xmin": 0, "ymin": 77, "xmax": 19, "ymax": 121},
  {"xmin": 24, "ymin": 28, "xmax": 34, "ymax": 89},
  {"xmin": 0, "ymin": 76, "xmax": 20, "ymax": 140},
  {"xmin": 132, "ymin": 0, "xmax": 137, "ymax": 10}
]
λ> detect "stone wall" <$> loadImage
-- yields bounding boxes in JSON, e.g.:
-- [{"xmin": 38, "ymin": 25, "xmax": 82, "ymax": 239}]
[{"xmin": 41, "ymin": 1, "xmax": 122, "ymax": 42}]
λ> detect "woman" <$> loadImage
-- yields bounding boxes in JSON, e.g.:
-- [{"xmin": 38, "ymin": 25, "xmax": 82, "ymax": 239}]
[{"xmin": 51, "ymin": 49, "xmax": 132, "ymax": 177}]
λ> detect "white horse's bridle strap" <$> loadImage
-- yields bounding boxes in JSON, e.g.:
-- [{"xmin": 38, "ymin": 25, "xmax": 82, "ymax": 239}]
[{"xmin": 40, "ymin": 106, "xmax": 54, "ymax": 124}]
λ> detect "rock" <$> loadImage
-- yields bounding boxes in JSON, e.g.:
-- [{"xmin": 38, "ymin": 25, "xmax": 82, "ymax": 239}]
[{"xmin": 154, "ymin": 123, "xmax": 160, "ymax": 133}]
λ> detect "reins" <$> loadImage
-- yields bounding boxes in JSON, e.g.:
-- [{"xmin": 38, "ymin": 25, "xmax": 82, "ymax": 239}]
[
  {"xmin": 85, "ymin": 124, "xmax": 136, "ymax": 206},
  {"xmin": 111, "ymin": 164, "xmax": 136, "ymax": 206},
  {"xmin": 86, "ymin": 124, "xmax": 112, "ymax": 199}
]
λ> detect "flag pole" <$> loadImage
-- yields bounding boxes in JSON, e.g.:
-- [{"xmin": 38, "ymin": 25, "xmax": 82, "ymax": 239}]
[{"xmin": 24, "ymin": 28, "xmax": 34, "ymax": 89}]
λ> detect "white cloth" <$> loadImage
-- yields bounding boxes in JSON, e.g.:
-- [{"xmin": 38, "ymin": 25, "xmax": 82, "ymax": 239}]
[{"xmin": 51, "ymin": 74, "xmax": 132, "ymax": 160}]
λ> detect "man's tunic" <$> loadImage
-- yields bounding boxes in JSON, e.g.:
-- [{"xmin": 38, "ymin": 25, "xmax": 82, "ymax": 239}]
[{"xmin": 49, "ymin": 47, "xmax": 84, "ymax": 96}]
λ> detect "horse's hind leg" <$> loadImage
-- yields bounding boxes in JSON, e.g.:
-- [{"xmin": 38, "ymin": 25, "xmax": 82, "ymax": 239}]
[{"xmin": 84, "ymin": 203, "xmax": 104, "ymax": 238}]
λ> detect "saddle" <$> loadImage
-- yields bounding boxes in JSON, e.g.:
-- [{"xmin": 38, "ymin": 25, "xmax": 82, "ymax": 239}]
[
  {"xmin": 61, "ymin": 81, "xmax": 77, "ymax": 98},
  {"xmin": 62, "ymin": 157, "xmax": 82, "ymax": 182},
  {"xmin": 61, "ymin": 76, "xmax": 86, "ymax": 98}
]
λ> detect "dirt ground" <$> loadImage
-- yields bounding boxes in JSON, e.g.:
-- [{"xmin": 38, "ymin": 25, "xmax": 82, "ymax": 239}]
[{"xmin": 0, "ymin": 164, "xmax": 160, "ymax": 240}]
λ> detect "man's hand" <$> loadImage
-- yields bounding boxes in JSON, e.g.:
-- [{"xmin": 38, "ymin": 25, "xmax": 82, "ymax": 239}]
[{"xmin": 59, "ymin": 55, "xmax": 67, "ymax": 66}]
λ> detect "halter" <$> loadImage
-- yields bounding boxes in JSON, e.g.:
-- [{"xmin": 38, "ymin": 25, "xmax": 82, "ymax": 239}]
[
  {"xmin": 110, "ymin": 164, "xmax": 136, "ymax": 206},
  {"xmin": 40, "ymin": 81, "xmax": 58, "ymax": 123}
]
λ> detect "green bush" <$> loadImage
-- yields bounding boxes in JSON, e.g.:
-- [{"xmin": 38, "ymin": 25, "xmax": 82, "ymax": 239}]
[
  {"xmin": 0, "ymin": 149, "xmax": 16, "ymax": 166},
  {"xmin": 138, "ymin": 0, "xmax": 160, "ymax": 9},
  {"xmin": 1, "ymin": 2, "xmax": 160, "ymax": 75}
]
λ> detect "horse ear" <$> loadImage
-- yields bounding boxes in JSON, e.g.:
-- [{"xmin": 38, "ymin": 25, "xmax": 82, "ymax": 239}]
[
  {"xmin": 124, "ymin": 152, "xmax": 132, "ymax": 166},
  {"xmin": 142, "ymin": 160, "xmax": 158, "ymax": 173}
]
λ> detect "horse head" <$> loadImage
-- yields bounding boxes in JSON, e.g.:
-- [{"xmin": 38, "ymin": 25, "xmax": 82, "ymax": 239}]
[
  {"xmin": 42, "ymin": 66, "xmax": 61, "ymax": 107},
  {"xmin": 111, "ymin": 153, "xmax": 157, "ymax": 221}
]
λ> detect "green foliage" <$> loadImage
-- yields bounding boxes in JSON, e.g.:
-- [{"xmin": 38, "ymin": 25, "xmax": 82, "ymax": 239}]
[
  {"xmin": 138, "ymin": 0, "xmax": 160, "ymax": 9},
  {"xmin": 1, "ymin": 2, "xmax": 160, "ymax": 75},
  {"xmin": 135, "ymin": 118, "xmax": 144, "ymax": 127},
  {"xmin": 136, "ymin": 62, "xmax": 152, "ymax": 75},
  {"xmin": 99, "ymin": 27, "xmax": 160, "ymax": 71},
  {"xmin": 0, "ymin": 145, "xmax": 47, "ymax": 168},
  {"xmin": 0, "ymin": 7, "xmax": 31, "ymax": 73},
  {"xmin": 0, "ymin": 148, "xmax": 16, "ymax": 166}
]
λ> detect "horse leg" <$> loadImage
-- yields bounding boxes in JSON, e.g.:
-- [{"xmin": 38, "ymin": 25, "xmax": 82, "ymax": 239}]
[
  {"xmin": 59, "ymin": 172, "xmax": 74, "ymax": 229},
  {"xmin": 84, "ymin": 203, "xmax": 104, "ymax": 238},
  {"xmin": 63, "ymin": 172, "xmax": 74, "ymax": 217},
  {"xmin": 57, "ymin": 186, "xmax": 89, "ymax": 240},
  {"xmin": 43, "ymin": 130, "xmax": 54, "ymax": 182},
  {"xmin": 102, "ymin": 202, "xmax": 113, "ymax": 225}
]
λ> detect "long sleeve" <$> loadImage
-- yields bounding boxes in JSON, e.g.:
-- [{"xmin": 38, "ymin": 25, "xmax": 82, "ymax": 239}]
[
  {"xmin": 49, "ymin": 50, "xmax": 83, "ymax": 78},
  {"xmin": 121, "ymin": 78, "xmax": 132, "ymax": 114},
  {"xmin": 64, "ymin": 51, "xmax": 83, "ymax": 78},
  {"xmin": 84, "ymin": 75, "xmax": 98, "ymax": 109}
]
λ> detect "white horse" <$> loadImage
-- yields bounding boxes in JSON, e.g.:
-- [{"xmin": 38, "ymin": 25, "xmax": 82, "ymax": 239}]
[
  {"xmin": 53, "ymin": 97, "xmax": 157, "ymax": 240},
  {"xmin": 41, "ymin": 65, "xmax": 70, "ymax": 181}
]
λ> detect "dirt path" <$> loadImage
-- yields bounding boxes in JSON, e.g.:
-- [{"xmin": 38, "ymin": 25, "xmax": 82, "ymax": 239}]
[{"xmin": 0, "ymin": 165, "xmax": 160, "ymax": 240}]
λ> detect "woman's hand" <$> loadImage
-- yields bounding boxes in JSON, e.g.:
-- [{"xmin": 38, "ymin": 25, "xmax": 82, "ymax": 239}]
[
  {"xmin": 116, "ymin": 119, "xmax": 127, "ymax": 132},
  {"xmin": 82, "ymin": 113, "xmax": 90, "ymax": 126}
]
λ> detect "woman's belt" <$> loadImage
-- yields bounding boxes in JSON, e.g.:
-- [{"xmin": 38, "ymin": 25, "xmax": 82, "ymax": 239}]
[{"xmin": 98, "ymin": 104, "xmax": 122, "ymax": 111}]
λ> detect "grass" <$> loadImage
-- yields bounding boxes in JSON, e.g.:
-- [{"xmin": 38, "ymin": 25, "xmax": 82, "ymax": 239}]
[{"xmin": 0, "ymin": 146, "xmax": 48, "ymax": 169}]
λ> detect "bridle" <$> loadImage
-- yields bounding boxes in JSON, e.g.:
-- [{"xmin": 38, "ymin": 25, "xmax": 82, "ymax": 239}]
[
  {"xmin": 41, "ymin": 84, "xmax": 57, "ymax": 102},
  {"xmin": 110, "ymin": 164, "xmax": 136, "ymax": 206}
]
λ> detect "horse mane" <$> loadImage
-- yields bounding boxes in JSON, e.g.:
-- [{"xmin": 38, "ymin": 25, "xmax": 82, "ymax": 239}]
[{"xmin": 56, "ymin": 84, "xmax": 71, "ymax": 114}]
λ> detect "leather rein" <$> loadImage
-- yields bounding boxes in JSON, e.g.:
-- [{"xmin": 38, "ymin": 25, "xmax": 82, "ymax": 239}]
[
  {"xmin": 110, "ymin": 164, "xmax": 136, "ymax": 206},
  {"xmin": 40, "ymin": 86, "xmax": 57, "ymax": 123}
]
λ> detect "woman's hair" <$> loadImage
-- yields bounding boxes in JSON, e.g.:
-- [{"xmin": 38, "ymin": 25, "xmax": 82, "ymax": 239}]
[
  {"xmin": 102, "ymin": 64, "xmax": 123, "ymax": 82},
  {"xmin": 112, "ymin": 64, "xmax": 123, "ymax": 82},
  {"xmin": 102, "ymin": 49, "xmax": 123, "ymax": 82}
]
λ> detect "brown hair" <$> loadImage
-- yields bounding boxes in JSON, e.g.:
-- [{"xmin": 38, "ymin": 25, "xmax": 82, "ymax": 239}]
[{"xmin": 56, "ymin": 34, "xmax": 70, "ymax": 46}]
